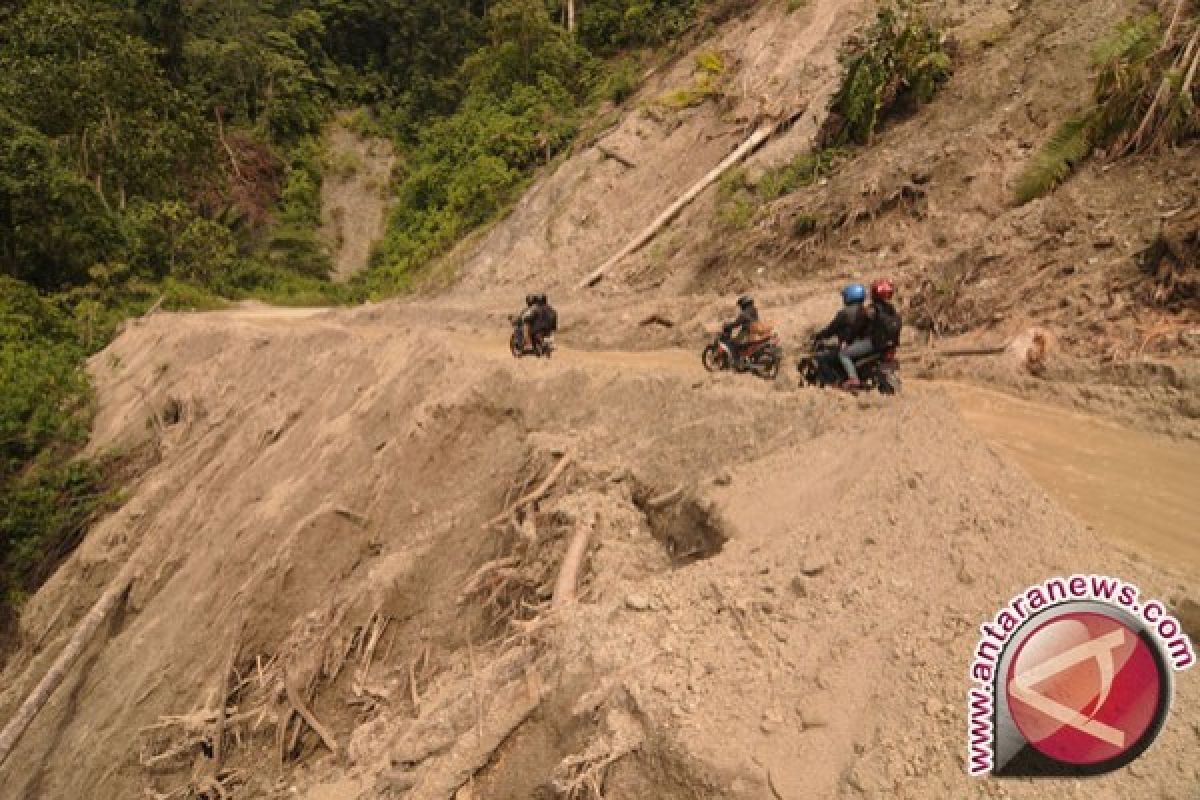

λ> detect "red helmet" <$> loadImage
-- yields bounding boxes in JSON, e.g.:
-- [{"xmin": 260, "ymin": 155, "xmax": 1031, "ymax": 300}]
[{"xmin": 871, "ymin": 278, "xmax": 895, "ymax": 301}]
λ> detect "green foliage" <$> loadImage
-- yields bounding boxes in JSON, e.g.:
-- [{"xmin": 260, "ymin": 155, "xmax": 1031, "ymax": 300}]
[
  {"xmin": 695, "ymin": 49, "xmax": 725, "ymax": 75},
  {"xmin": 0, "ymin": 279, "xmax": 89, "ymax": 466},
  {"xmin": 0, "ymin": 279, "xmax": 111, "ymax": 634},
  {"xmin": 1014, "ymin": 116, "xmax": 1095, "ymax": 204},
  {"xmin": 595, "ymin": 57, "xmax": 643, "ymax": 105},
  {"xmin": 822, "ymin": 2, "xmax": 952, "ymax": 147},
  {"xmin": 715, "ymin": 148, "xmax": 850, "ymax": 229},
  {"xmin": 578, "ymin": 0, "xmax": 702, "ymax": 54},
  {"xmin": 757, "ymin": 148, "xmax": 849, "ymax": 201},
  {"xmin": 0, "ymin": 0, "xmax": 711, "ymax": 628},
  {"xmin": 1015, "ymin": 8, "xmax": 1198, "ymax": 203}
]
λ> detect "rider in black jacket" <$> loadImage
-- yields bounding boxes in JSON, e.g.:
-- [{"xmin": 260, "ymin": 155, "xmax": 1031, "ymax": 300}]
[
  {"xmin": 812, "ymin": 283, "xmax": 870, "ymax": 388},
  {"xmin": 722, "ymin": 295, "xmax": 759, "ymax": 365}
]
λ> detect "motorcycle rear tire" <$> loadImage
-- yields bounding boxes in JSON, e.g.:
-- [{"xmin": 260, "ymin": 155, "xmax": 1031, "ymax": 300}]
[
  {"xmin": 702, "ymin": 345, "xmax": 724, "ymax": 372},
  {"xmin": 510, "ymin": 330, "xmax": 522, "ymax": 358},
  {"xmin": 760, "ymin": 352, "xmax": 780, "ymax": 380}
]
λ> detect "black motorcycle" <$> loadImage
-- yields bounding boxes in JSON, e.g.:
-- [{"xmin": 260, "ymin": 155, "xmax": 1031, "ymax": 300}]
[
  {"xmin": 702, "ymin": 332, "xmax": 782, "ymax": 379},
  {"xmin": 509, "ymin": 317, "xmax": 554, "ymax": 358},
  {"xmin": 797, "ymin": 342, "xmax": 902, "ymax": 394}
]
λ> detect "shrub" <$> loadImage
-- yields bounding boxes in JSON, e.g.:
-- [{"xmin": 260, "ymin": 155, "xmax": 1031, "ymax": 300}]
[
  {"xmin": 819, "ymin": 2, "xmax": 952, "ymax": 147},
  {"xmin": 1014, "ymin": 10, "xmax": 1197, "ymax": 203}
]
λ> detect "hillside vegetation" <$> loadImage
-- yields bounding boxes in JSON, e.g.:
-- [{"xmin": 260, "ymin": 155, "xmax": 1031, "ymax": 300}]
[{"xmin": 0, "ymin": 0, "xmax": 714, "ymax": 640}]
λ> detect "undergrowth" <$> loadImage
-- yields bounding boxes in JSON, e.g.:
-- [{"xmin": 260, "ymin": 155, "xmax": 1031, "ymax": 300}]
[
  {"xmin": 818, "ymin": 1, "xmax": 952, "ymax": 148},
  {"xmin": 1016, "ymin": 5, "xmax": 1198, "ymax": 203}
]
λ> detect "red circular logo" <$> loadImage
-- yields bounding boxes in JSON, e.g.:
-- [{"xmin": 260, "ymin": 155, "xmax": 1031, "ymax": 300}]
[{"xmin": 1005, "ymin": 611, "xmax": 1164, "ymax": 766}]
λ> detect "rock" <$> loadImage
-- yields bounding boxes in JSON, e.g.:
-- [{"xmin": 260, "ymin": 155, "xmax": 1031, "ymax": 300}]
[
  {"xmin": 1174, "ymin": 595, "xmax": 1200, "ymax": 641},
  {"xmin": 789, "ymin": 576, "xmax": 808, "ymax": 597},
  {"xmin": 800, "ymin": 559, "xmax": 826, "ymax": 577},
  {"xmin": 625, "ymin": 593, "xmax": 653, "ymax": 611},
  {"xmin": 381, "ymin": 769, "xmax": 416, "ymax": 792},
  {"xmin": 712, "ymin": 469, "xmax": 733, "ymax": 486}
]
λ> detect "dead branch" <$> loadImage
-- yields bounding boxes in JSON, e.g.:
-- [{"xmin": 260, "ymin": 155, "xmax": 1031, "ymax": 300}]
[
  {"xmin": 644, "ymin": 485, "xmax": 685, "ymax": 510},
  {"xmin": 142, "ymin": 295, "xmax": 166, "ymax": 319},
  {"xmin": 214, "ymin": 107, "xmax": 243, "ymax": 182},
  {"xmin": 552, "ymin": 517, "xmax": 594, "ymax": 609},
  {"xmin": 208, "ymin": 616, "xmax": 245, "ymax": 774},
  {"xmin": 334, "ymin": 507, "xmax": 370, "ymax": 528},
  {"xmin": 484, "ymin": 451, "xmax": 574, "ymax": 529},
  {"xmin": 284, "ymin": 682, "xmax": 340, "ymax": 758},
  {"xmin": 596, "ymin": 143, "xmax": 637, "ymax": 169}
]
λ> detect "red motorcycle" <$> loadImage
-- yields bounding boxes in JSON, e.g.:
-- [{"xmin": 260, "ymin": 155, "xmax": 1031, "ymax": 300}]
[{"xmin": 702, "ymin": 332, "xmax": 782, "ymax": 379}]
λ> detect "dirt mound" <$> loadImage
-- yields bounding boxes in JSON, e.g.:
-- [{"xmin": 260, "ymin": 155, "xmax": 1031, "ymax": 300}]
[{"xmin": 0, "ymin": 308, "xmax": 1195, "ymax": 800}]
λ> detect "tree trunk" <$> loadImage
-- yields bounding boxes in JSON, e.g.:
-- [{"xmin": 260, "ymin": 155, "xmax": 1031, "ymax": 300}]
[
  {"xmin": 566, "ymin": 0, "xmax": 576, "ymax": 33},
  {"xmin": 576, "ymin": 121, "xmax": 781, "ymax": 289},
  {"xmin": 552, "ymin": 517, "xmax": 593, "ymax": 609},
  {"xmin": 0, "ymin": 559, "xmax": 139, "ymax": 770}
]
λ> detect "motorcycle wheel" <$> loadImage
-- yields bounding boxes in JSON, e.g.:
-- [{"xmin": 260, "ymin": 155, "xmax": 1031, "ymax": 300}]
[
  {"xmin": 760, "ymin": 351, "xmax": 781, "ymax": 380},
  {"xmin": 702, "ymin": 345, "xmax": 724, "ymax": 372},
  {"xmin": 878, "ymin": 371, "xmax": 901, "ymax": 395},
  {"xmin": 510, "ymin": 330, "xmax": 522, "ymax": 358}
]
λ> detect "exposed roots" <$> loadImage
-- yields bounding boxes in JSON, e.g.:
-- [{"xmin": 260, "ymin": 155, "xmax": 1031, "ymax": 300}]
[{"xmin": 552, "ymin": 709, "xmax": 644, "ymax": 800}]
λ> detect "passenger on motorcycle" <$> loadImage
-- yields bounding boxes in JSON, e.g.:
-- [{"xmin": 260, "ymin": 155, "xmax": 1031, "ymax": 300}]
[
  {"xmin": 864, "ymin": 278, "xmax": 902, "ymax": 353},
  {"xmin": 531, "ymin": 293, "xmax": 557, "ymax": 342},
  {"xmin": 721, "ymin": 295, "xmax": 760, "ymax": 368},
  {"xmin": 811, "ymin": 283, "xmax": 871, "ymax": 389}
]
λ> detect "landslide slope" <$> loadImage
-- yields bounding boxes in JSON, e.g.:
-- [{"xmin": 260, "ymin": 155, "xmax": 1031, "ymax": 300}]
[{"xmin": 0, "ymin": 305, "xmax": 1195, "ymax": 800}]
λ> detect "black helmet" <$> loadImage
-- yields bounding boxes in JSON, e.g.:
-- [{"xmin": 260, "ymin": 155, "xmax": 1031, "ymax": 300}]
[
  {"xmin": 537, "ymin": 293, "xmax": 548, "ymax": 305},
  {"xmin": 525, "ymin": 293, "xmax": 536, "ymax": 306},
  {"xmin": 737, "ymin": 294, "xmax": 754, "ymax": 309}
]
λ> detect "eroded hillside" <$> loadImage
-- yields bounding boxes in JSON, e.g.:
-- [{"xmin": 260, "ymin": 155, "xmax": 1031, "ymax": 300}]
[{"xmin": 1, "ymin": 1, "xmax": 1198, "ymax": 799}]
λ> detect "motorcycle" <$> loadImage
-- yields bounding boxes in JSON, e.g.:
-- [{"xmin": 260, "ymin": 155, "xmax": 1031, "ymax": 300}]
[
  {"xmin": 797, "ymin": 342, "xmax": 902, "ymax": 394},
  {"xmin": 509, "ymin": 317, "xmax": 554, "ymax": 358},
  {"xmin": 702, "ymin": 332, "xmax": 782, "ymax": 379}
]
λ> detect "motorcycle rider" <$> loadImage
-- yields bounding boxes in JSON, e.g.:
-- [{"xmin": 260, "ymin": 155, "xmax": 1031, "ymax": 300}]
[
  {"xmin": 516, "ymin": 293, "xmax": 539, "ymax": 352},
  {"xmin": 721, "ymin": 295, "xmax": 760, "ymax": 368},
  {"xmin": 811, "ymin": 283, "xmax": 870, "ymax": 389},
  {"xmin": 531, "ymin": 293, "xmax": 557, "ymax": 346},
  {"xmin": 864, "ymin": 278, "xmax": 902, "ymax": 354}
]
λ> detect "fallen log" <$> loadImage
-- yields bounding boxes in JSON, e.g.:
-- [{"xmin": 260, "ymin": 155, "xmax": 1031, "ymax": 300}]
[
  {"xmin": 552, "ymin": 517, "xmax": 594, "ymax": 609},
  {"xmin": 577, "ymin": 116, "xmax": 793, "ymax": 289},
  {"xmin": 0, "ymin": 555, "xmax": 143, "ymax": 769}
]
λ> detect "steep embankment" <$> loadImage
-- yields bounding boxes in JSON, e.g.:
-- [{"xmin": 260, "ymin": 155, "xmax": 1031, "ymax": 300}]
[
  {"xmin": 1, "ymin": 1, "xmax": 1198, "ymax": 798},
  {"xmin": 438, "ymin": 0, "xmax": 867, "ymax": 304},
  {"xmin": 0, "ymin": 304, "xmax": 1196, "ymax": 800}
]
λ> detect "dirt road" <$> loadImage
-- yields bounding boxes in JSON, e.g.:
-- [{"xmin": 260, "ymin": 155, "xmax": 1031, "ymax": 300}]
[{"xmin": 448, "ymin": 329, "xmax": 1200, "ymax": 579}]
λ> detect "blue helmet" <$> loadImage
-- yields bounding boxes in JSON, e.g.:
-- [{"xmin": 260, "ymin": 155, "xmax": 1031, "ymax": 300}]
[{"xmin": 842, "ymin": 283, "xmax": 866, "ymax": 305}]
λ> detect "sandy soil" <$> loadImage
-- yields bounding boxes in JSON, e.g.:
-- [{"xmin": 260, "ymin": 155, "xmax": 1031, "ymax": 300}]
[
  {"xmin": 2, "ymin": 0, "xmax": 1198, "ymax": 798},
  {"xmin": 0, "ymin": 301, "xmax": 1195, "ymax": 800}
]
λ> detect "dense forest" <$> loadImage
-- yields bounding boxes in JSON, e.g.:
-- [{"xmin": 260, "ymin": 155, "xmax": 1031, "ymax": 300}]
[{"xmin": 0, "ymin": 0, "xmax": 718, "ymax": 640}]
